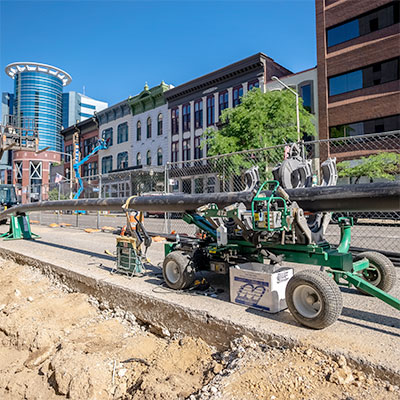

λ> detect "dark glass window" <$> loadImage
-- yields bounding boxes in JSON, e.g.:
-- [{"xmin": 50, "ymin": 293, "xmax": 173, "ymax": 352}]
[
  {"xmin": 330, "ymin": 114, "xmax": 400, "ymax": 138},
  {"xmin": 102, "ymin": 128, "xmax": 113, "ymax": 146},
  {"xmin": 219, "ymin": 91, "xmax": 229, "ymax": 115},
  {"xmin": 171, "ymin": 141, "xmax": 179, "ymax": 162},
  {"xmin": 207, "ymin": 96, "xmax": 215, "ymax": 126},
  {"xmin": 194, "ymin": 136, "xmax": 203, "ymax": 159},
  {"xmin": 147, "ymin": 117, "xmax": 152, "ymax": 138},
  {"xmin": 136, "ymin": 152, "xmax": 141, "ymax": 166},
  {"xmin": 157, "ymin": 113, "xmax": 163, "ymax": 135},
  {"xmin": 117, "ymin": 152, "xmax": 128, "ymax": 169},
  {"xmin": 300, "ymin": 84, "xmax": 312, "ymax": 113},
  {"xmin": 194, "ymin": 100, "xmax": 203, "ymax": 129},
  {"xmin": 117, "ymin": 122, "xmax": 128, "ymax": 144},
  {"xmin": 146, "ymin": 150, "xmax": 151, "ymax": 166},
  {"xmin": 83, "ymin": 162, "xmax": 98, "ymax": 178},
  {"xmin": 101, "ymin": 156, "xmax": 113, "ymax": 174},
  {"xmin": 233, "ymin": 86, "xmax": 243, "ymax": 107},
  {"xmin": 248, "ymin": 80, "xmax": 260, "ymax": 90},
  {"xmin": 329, "ymin": 58, "xmax": 399, "ymax": 96},
  {"xmin": 171, "ymin": 108, "xmax": 179, "ymax": 134},
  {"xmin": 136, "ymin": 121, "xmax": 141, "ymax": 141},
  {"xmin": 182, "ymin": 139, "xmax": 191, "ymax": 162},
  {"xmin": 83, "ymin": 137, "xmax": 97, "ymax": 157},
  {"xmin": 182, "ymin": 104, "xmax": 191, "ymax": 132},
  {"xmin": 157, "ymin": 148, "xmax": 163, "ymax": 166},
  {"xmin": 327, "ymin": 2, "xmax": 400, "ymax": 47}
]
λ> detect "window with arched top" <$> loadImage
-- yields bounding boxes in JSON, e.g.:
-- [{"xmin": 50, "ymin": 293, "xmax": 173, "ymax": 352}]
[
  {"xmin": 157, "ymin": 148, "xmax": 163, "ymax": 166},
  {"xmin": 157, "ymin": 113, "xmax": 163, "ymax": 135},
  {"xmin": 147, "ymin": 117, "xmax": 152, "ymax": 138},
  {"xmin": 146, "ymin": 150, "xmax": 151, "ymax": 166},
  {"xmin": 136, "ymin": 121, "xmax": 141, "ymax": 141},
  {"xmin": 136, "ymin": 152, "xmax": 141, "ymax": 166}
]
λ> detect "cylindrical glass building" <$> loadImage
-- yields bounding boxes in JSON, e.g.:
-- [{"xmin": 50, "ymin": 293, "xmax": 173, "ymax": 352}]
[{"xmin": 5, "ymin": 62, "xmax": 72, "ymax": 152}]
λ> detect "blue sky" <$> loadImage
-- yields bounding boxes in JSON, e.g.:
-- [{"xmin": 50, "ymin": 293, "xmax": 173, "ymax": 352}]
[{"xmin": 0, "ymin": 0, "xmax": 316, "ymax": 106}]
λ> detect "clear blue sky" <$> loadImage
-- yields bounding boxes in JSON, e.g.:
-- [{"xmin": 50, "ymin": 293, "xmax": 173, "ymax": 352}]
[{"xmin": 0, "ymin": 0, "xmax": 316, "ymax": 106}]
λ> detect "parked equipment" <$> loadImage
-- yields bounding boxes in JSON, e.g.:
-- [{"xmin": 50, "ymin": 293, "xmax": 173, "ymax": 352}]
[{"xmin": 162, "ymin": 168, "xmax": 399, "ymax": 329}]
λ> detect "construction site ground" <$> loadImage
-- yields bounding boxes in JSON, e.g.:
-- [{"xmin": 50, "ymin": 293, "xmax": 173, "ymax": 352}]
[{"xmin": 0, "ymin": 223, "xmax": 399, "ymax": 399}]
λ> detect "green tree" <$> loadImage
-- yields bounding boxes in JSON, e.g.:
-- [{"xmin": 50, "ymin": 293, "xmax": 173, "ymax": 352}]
[
  {"xmin": 205, "ymin": 89, "xmax": 316, "ymax": 155},
  {"xmin": 48, "ymin": 188, "xmax": 68, "ymax": 201},
  {"xmin": 203, "ymin": 89, "xmax": 316, "ymax": 185},
  {"xmin": 337, "ymin": 152, "xmax": 400, "ymax": 183}
]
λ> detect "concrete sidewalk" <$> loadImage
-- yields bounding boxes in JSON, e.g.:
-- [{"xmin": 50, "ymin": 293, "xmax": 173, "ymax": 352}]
[{"xmin": 0, "ymin": 224, "xmax": 399, "ymax": 382}]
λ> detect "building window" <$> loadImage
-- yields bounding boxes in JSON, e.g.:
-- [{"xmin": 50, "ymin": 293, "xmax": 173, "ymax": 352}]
[
  {"xmin": 194, "ymin": 100, "xmax": 203, "ymax": 129},
  {"xmin": 171, "ymin": 142, "xmax": 179, "ymax": 163},
  {"xmin": 82, "ymin": 162, "xmax": 98, "ymax": 178},
  {"xmin": 147, "ymin": 117, "xmax": 152, "ymax": 138},
  {"xmin": 83, "ymin": 137, "xmax": 97, "ymax": 157},
  {"xmin": 299, "ymin": 83, "xmax": 312, "ymax": 113},
  {"xmin": 182, "ymin": 103, "xmax": 191, "ymax": 132},
  {"xmin": 65, "ymin": 144, "xmax": 73, "ymax": 156},
  {"xmin": 329, "ymin": 57, "xmax": 399, "ymax": 96},
  {"xmin": 102, "ymin": 128, "xmax": 113, "ymax": 146},
  {"xmin": 194, "ymin": 178, "xmax": 204, "ymax": 194},
  {"xmin": 233, "ymin": 86, "xmax": 243, "ymax": 107},
  {"xmin": 136, "ymin": 152, "xmax": 141, "ymax": 166},
  {"xmin": 182, "ymin": 139, "xmax": 191, "ymax": 162},
  {"xmin": 101, "ymin": 156, "xmax": 113, "ymax": 174},
  {"xmin": 330, "ymin": 114, "xmax": 400, "ymax": 138},
  {"xmin": 194, "ymin": 136, "xmax": 202, "ymax": 159},
  {"xmin": 117, "ymin": 122, "xmax": 128, "ymax": 144},
  {"xmin": 136, "ymin": 121, "xmax": 141, "ymax": 141},
  {"xmin": 157, "ymin": 113, "xmax": 163, "ymax": 135},
  {"xmin": 207, "ymin": 96, "xmax": 215, "ymax": 126},
  {"xmin": 117, "ymin": 152, "xmax": 128, "ymax": 170},
  {"xmin": 248, "ymin": 80, "xmax": 260, "ymax": 90},
  {"xmin": 157, "ymin": 148, "xmax": 163, "ymax": 166},
  {"xmin": 219, "ymin": 91, "xmax": 228, "ymax": 115},
  {"xmin": 327, "ymin": 2, "xmax": 400, "ymax": 47},
  {"xmin": 146, "ymin": 150, "xmax": 151, "ymax": 166},
  {"xmin": 171, "ymin": 107, "xmax": 179, "ymax": 135}
]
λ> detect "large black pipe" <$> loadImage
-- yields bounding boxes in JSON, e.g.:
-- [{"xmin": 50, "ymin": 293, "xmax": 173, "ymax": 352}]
[{"xmin": 1, "ymin": 182, "xmax": 399, "ymax": 219}]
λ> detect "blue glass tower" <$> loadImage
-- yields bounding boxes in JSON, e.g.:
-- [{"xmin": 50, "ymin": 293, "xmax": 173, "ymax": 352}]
[{"xmin": 5, "ymin": 62, "xmax": 72, "ymax": 152}]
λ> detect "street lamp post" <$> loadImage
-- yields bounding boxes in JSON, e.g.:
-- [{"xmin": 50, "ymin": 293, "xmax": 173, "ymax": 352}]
[
  {"xmin": 271, "ymin": 76, "xmax": 300, "ymax": 142},
  {"xmin": 57, "ymin": 152, "xmax": 73, "ymax": 199}
]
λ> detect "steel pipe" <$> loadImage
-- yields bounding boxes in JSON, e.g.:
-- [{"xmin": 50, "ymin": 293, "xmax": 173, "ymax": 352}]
[{"xmin": 1, "ymin": 182, "xmax": 399, "ymax": 219}]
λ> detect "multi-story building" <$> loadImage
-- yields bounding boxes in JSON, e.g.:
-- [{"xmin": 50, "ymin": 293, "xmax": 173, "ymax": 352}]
[
  {"xmin": 61, "ymin": 117, "xmax": 100, "ymax": 191},
  {"xmin": 163, "ymin": 52, "xmax": 292, "ymax": 193},
  {"xmin": 316, "ymin": 0, "xmax": 400, "ymax": 145},
  {"xmin": 128, "ymin": 81, "xmax": 172, "ymax": 169},
  {"xmin": 5, "ymin": 62, "xmax": 72, "ymax": 202},
  {"xmin": 0, "ymin": 92, "xmax": 14, "ymax": 183},
  {"xmin": 62, "ymin": 91, "xmax": 108, "ymax": 129}
]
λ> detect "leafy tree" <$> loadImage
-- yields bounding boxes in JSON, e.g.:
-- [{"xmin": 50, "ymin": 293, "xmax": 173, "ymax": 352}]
[
  {"xmin": 203, "ymin": 89, "xmax": 316, "ymax": 186},
  {"xmin": 337, "ymin": 152, "xmax": 400, "ymax": 183},
  {"xmin": 48, "ymin": 188, "xmax": 67, "ymax": 201}
]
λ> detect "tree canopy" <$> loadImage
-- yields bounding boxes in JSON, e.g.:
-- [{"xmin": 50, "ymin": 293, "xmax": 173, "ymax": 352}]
[
  {"xmin": 337, "ymin": 152, "xmax": 400, "ymax": 183},
  {"xmin": 204, "ymin": 88, "xmax": 316, "ymax": 156}
]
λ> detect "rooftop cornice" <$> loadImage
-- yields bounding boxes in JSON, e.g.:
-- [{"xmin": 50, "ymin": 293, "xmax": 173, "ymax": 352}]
[{"xmin": 5, "ymin": 62, "xmax": 72, "ymax": 86}]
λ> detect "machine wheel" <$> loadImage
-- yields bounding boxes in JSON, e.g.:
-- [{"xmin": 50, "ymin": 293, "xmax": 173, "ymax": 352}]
[
  {"xmin": 163, "ymin": 251, "xmax": 195, "ymax": 290},
  {"xmin": 286, "ymin": 269, "xmax": 343, "ymax": 329},
  {"xmin": 353, "ymin": 251, "xmax": 396, "ymax": 294}
]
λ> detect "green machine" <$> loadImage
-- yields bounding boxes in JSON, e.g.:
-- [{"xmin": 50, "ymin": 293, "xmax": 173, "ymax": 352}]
[{"xmin": 163, "ymin": 180, "xmax": 399, "ymax": 329}]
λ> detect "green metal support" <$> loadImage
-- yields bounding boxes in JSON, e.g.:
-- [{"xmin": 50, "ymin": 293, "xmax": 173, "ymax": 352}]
[
  {"xmin": 330, "ymin": 270, "xmax": 400, "ymax": 310},
  {"xmin": 0, "ymin": 215, "xmax": 40, "ymax": 241},
  {"xmin": 337, "ymin": 217, "xmax": 353, "ymax": 254}
]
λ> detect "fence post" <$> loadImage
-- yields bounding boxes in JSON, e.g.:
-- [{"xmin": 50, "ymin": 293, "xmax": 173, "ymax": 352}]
[{"xmin": 165, "ymin": 163, "xmax": 172, "ymax": 234}]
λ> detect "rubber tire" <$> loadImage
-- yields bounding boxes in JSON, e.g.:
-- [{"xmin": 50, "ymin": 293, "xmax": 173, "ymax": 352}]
[
  {"xmin": 163, "ymin": 251, "xmax": 195, "ymax": 290},
  {"xmin": 353, "ymin": 251, "xmax": 396, "ymax": 294},
  {"xmin": 286, "ymin": 269, "xmax": 343, "ymax": 330}
]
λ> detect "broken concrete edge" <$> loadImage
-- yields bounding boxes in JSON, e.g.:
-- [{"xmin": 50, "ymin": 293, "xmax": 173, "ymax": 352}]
[{"xmin": 0, "ymin": 247, "xmax": 398, "ymax": 386}]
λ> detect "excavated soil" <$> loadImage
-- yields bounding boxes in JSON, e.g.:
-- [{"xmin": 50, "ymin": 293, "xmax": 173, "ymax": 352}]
[{"xmin": 0, "ymin": 259, "xmax": 399, "ymax": 400}]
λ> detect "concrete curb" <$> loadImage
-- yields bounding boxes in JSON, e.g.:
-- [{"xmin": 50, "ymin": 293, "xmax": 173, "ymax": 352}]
[{"xmin": 1, "ymin": 247, "xmax": 399, "ymax": 385}]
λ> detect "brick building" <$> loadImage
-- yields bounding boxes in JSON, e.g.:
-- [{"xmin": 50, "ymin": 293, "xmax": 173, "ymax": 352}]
[{"xmin": 316, "ymin": 0, "xmax": 400, "ymax": 144}]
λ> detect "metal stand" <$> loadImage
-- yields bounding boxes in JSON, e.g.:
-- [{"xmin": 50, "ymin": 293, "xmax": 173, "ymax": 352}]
[{"xmin": 1, "ymin": 215, "xmax": 40, "ymax": 240}]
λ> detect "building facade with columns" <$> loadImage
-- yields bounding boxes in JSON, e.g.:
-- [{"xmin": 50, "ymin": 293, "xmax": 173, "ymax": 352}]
[{"xmin": 163, "ymin": 52, "xmax": 292, "ymax": 194}]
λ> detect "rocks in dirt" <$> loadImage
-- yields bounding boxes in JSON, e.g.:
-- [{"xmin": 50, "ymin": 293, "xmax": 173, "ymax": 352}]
[
  {"xmin": 24, "ymin": 346, "xmax": 54, "ymax": 369},
  {"xmin": 329, "ymin": 365, "xmax": 355, "ymax": 385},
  {"xmin": 27, "ymin": 296, "xmax": 34, "ymax": 302},
  {"xmin": 14, "ymin": 289, "xmax": 21, "ymax": 297}
]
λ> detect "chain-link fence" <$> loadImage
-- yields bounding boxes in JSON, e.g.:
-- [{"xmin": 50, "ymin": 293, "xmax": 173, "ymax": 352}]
[{"xmin": 20, "ymin": 131, "xmax": 400, "ymax": 258}]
